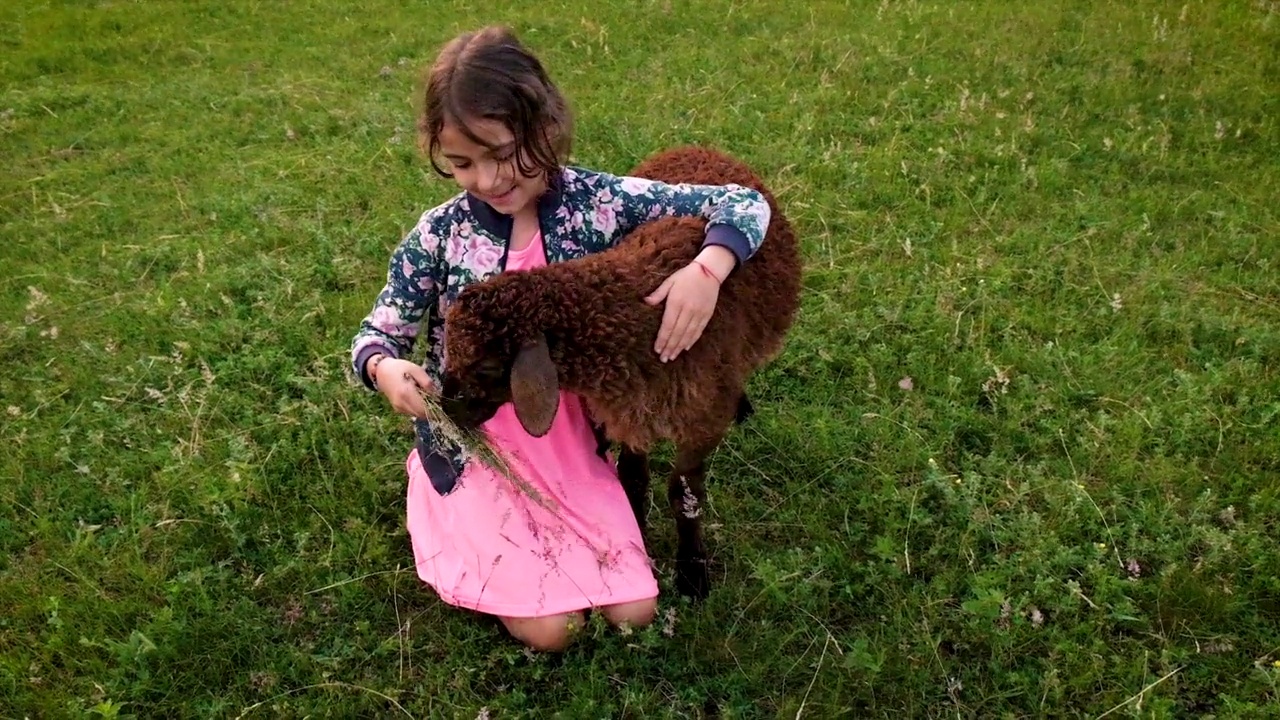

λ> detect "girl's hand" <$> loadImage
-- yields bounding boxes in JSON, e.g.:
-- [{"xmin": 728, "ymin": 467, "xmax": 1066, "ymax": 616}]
[
  {"xmin": 645, "ymin": 246, "xmax": 735, "ymax": 362},
  {"xmin": 369, "ymin": 356, "xmax": 438, "ymax": 418}
]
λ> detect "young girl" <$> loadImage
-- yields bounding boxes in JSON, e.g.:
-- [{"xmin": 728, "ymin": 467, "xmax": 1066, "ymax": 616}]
[{"xmin": 349, "ymin": 25, "xmax": 772, "ymax": 652}]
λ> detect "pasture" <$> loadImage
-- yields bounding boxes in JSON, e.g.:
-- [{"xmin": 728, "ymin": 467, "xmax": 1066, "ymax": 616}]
[{"xmin": 2, "ymin": 0, "xmax": 1278, "ymax": 716}]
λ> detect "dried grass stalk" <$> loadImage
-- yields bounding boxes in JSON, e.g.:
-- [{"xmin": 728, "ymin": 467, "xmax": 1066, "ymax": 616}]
[{"xmin": 416, "ymin": 389, "xmax": 555, "ymax": 510}]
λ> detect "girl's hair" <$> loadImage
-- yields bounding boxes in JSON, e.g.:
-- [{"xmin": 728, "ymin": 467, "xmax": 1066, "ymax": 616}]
[{"xmin": 419, "ymin": 26, "xmax": 573, "ymax": 185}]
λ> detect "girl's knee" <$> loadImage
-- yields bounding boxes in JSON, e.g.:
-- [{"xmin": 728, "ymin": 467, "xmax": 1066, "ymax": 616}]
[
  {"xmin": 500, "ymin": 611, "xmax": 584, "ymax": 652},
  {"xmin": 602, "ymin": 597, "xmax": 658, "ymax": 629}
]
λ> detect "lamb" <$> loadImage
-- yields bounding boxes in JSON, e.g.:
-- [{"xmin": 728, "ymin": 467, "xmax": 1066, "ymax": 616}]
[{"xmin": 439, "ymin": 145, "xmax": 802, "ymax": 599}]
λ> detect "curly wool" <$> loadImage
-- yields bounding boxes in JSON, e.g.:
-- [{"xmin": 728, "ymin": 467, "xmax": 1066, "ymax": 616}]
[{"xmin": 442, "ymin": 145, "xmax": 802, "ymax": 451}]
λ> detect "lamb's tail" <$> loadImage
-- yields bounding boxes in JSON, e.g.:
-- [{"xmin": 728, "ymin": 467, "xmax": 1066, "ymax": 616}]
[{"xmin": 735, "ymin": 394, "xmax": 755, "ymax": 424}]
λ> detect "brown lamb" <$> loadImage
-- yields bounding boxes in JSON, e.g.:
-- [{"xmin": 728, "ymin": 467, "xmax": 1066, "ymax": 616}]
[{"xmin": 440, "ymin": 145, "xmax": 803, "ymax": 599}]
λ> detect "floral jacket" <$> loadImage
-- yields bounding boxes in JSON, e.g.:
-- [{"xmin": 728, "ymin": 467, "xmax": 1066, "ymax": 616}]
[{"xmin": 349, "ymin": 164, "xmax": 772, "ymax": 488}]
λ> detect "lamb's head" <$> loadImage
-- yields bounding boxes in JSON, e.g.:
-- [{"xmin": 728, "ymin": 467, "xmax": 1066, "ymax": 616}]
[{"xmin": 440, "ymin": 283, "xmax": 561, "ymax": 438}]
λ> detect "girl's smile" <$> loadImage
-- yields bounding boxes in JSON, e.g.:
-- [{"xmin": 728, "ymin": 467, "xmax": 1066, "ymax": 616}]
[{"xmin": 482, "ymin": 186, "xmax": 516, "ymax": 206}]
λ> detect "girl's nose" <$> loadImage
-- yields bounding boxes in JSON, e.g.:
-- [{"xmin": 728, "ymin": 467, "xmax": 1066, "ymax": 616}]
[{"xmin": 477, "ymin": 161, "xmax": 502, "ymax": 192}]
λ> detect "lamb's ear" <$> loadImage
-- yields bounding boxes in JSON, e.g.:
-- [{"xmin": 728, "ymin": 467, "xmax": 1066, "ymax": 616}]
[{"xmin": 509, "ymin": 333, "xmax": 559, "ymax": 437}]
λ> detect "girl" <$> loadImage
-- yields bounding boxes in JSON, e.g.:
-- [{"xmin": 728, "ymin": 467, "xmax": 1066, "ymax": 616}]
[{"xmin": 350, "ymin": 25, "xmax": 772, "ymax": 652}]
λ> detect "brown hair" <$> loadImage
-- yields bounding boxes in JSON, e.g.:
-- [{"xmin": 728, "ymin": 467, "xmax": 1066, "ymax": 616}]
[{"xmin": 418, "ymin": 26, "xmax": 573, "ymax": 185}]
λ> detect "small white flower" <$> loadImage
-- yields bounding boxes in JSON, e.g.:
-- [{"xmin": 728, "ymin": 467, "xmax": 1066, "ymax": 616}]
[
  {"xmin": 26, "ymin": 286, "xmax": 49, "ymax": 311},
  {"xmin": 661, "ymin": 607, "xmax": 678, "ymax": 636},
  {"xmin": 1202, "ymin": 639, "xmax": 1234, "ymax": 654},
  {"xmin": 1213, "ymin": 504, "xmax": 1233, "ymax": 527},
  {"xmin": 982, "ymin": 366, "xmax": 1010, "ymax": 395}
]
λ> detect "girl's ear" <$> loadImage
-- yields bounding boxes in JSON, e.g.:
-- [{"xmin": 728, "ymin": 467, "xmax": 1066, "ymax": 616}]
[{"xmin": 509, "ymin": 333, "xmax": 559, "ymax": 437}]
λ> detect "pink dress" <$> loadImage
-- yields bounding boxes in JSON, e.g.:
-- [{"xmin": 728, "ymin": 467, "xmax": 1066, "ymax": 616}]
[{"xmin": 404, "ymin": 231, "xmax": 659, "ymax": 618}]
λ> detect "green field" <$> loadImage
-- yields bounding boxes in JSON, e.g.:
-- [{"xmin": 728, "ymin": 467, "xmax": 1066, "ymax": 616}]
[{"xmin": 3, "ymin": 1, "xmax": 1279, "ymax": 717}]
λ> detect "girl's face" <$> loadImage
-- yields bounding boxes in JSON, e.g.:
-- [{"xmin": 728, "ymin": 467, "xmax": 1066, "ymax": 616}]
[{"xmin": 438, "ymin": 118, "xmax": 547, "ymax": 218}]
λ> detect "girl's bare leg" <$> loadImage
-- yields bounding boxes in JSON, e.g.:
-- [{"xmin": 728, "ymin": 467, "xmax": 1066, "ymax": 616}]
[
  {"xmin": 499, "ymin": 611, "xmax": 585, "ymax": 652},
  {"xmin": 601, "ymin": 598, "xmax": 657, "ymax": 630}
]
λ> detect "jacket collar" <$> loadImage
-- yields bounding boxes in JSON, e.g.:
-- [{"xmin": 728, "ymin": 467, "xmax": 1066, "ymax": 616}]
[{"xmin": 466, "ymin": 169, "xmax": 568, "ymax": 240}]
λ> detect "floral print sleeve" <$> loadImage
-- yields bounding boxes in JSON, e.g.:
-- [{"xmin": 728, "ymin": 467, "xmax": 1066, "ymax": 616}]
[
  {"xmin": 596, "ymin": 172, "xmax": 773, "ymax": 263},
  {"xmin": 349, "ymin": 208, "xmax": 446, "ymax": 390}
]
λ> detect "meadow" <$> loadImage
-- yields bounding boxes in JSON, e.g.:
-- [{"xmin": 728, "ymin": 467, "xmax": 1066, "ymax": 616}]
[{"xmin": 2, "ymin": 0, "xmax": 1279, "ymax": 716}]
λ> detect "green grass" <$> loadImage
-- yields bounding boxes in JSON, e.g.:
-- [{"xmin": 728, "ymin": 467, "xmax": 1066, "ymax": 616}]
[{"xmin": 3, "ymin": 0, "xmax": 1280, "ymax": 716}]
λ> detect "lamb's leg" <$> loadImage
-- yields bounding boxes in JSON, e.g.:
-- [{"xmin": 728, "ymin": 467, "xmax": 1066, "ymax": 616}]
[
  {"xmin": 668, "ymin": 436, "xmax": 722, "ymax": 600},
  {"xmin": 616, "ymin": 447, "xmax": 650, "ymax": 535},
  {"xmin": 589, "ymin": 421, "xmax": 610, "ymax": 460}
]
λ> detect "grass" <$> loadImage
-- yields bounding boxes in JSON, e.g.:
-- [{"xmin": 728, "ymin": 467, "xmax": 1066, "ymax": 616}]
[{"xmin": 2, "ymin": 0, "xmax": 1279, "ymax": 716}]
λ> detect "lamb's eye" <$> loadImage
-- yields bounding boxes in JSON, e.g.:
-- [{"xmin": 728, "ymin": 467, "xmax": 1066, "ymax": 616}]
[{"xmin": 466, "ymin": 358, "xmax": 500, "ymax": 384}]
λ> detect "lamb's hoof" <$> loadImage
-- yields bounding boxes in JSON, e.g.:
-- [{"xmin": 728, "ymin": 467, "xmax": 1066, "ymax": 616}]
[{"xmin": 675, "ymin": 556, "xmax": 710, "ymax": 600}]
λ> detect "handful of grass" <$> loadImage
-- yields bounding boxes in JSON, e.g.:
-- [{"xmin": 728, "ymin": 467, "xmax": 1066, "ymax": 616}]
[{"xmin": 417, "ymin": 389, "xmax": 554, "ymax": 510}]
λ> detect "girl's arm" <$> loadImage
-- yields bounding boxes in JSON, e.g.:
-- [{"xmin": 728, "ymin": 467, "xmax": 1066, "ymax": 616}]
[
  {"xmin": 600, "ymin": 173, "xmax": 773, "ymax": 270},
  {"xmin": 350, "ymin": 211, "xmax": 445, "ymax": 391},
  {"xmin": 584, "ymin": 171, "xmax": 773, "ymax": 362}
]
